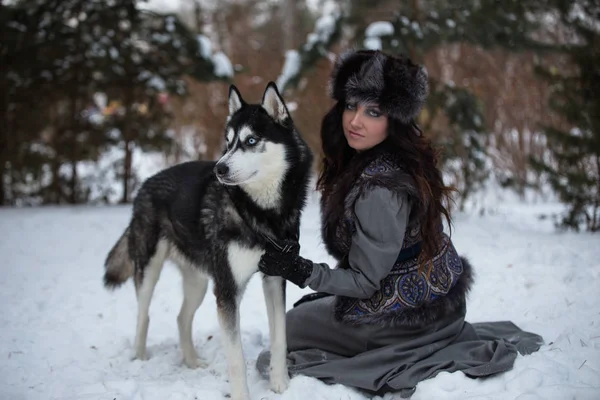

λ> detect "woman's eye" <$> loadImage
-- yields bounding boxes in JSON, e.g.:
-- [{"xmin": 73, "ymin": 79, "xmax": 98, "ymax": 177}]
[
  {"xmin": 367, "ymin": 109, "xmax": 382, "ymax": 117},
  {"xmin": 246, "ymin": 137, "xmax": 257, "ymax": 146},
  {"xmin": 345, "ymin": 103, "xmax": 357, "ymax": 111}
]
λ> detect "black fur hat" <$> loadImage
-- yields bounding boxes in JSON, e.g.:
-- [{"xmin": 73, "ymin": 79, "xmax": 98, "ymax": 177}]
[{"xmin": 328, "ymin": 49, "xmax": 429, "ymax": 124}]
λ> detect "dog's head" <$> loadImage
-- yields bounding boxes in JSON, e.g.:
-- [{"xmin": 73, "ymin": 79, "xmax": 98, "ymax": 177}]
[{"xmin": 214, "ymin": 82, "xmax": 297, "ymax": 187}]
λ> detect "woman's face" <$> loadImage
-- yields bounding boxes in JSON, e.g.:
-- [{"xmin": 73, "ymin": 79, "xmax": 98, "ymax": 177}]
[{"xmin": 342, "ymin": 102, "xmax": 388, "ymax": 151}]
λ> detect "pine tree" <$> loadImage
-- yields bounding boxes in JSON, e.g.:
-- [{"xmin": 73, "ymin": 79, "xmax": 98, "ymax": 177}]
[
  {"xmin": 1, "ymin": 0, "xmax": 227, "ymax": 205},
  {"xmin": 276, "ymin": 0, "xmax": 558, "ymax": 207},
  {"xmin": 98, "ymin": 1, "xmax": 225, "ymax": 203},
  {"xmin": 426, "ymin": 82, "xmax": 487, "ymax": 210},
  {"xmin": 0, "ymin": 0, "xmax": 78, "ymax": 204},
  {"xmin": 530, "ymin": 0, "xmax": 600, "ymax": 232}
]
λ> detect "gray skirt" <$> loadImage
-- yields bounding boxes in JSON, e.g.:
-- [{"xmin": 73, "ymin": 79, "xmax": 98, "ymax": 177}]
[{"xmin": 256, "ymin": 296, "xmax": 543, "ymax": 398}]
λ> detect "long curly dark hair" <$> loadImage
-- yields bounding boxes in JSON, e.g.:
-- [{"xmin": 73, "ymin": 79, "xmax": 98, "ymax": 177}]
[{"xmin": 316, "ymin": 101, "xmax": 456, "ymax": 272}]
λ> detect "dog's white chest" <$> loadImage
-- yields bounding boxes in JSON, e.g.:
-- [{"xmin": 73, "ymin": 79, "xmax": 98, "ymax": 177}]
[{"xmin": 227, "ymin": 242, "xmax": 263, "ymax": 286}]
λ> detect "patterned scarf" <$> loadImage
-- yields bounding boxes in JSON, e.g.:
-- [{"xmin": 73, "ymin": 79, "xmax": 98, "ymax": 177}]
[{"xmin": 321, "ymin": 153, "xmax": 471, "ymax": 327}]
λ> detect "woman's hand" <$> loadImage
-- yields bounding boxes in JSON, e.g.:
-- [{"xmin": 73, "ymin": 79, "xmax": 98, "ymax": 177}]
[{"xmin": 259, "ymin": 238, "xmax": 313, "ymax": 287}]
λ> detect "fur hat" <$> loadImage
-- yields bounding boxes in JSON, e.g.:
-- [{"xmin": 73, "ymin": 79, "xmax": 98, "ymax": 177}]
[{"xmin": 328, "ymin": 49, "xmax": 429, "ymax": 124}]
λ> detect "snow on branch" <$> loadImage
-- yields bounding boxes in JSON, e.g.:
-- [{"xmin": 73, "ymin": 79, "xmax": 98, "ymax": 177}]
[
  {"xmin": 276, "ymin": 50, "xmax": 301, "ymax": 92},
  {"xmin": 275, "ymin": 9, "xmax": 342, "ymax": 93},
  {"xmin": 364, "ymin": 21, "xmax": 395, "ymax": 50},
  {"xmin": 197, "ymin": 34, "xmax": 234, "ymax": 78}
]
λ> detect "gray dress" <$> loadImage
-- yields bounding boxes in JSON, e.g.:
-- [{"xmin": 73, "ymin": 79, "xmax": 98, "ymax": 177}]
[{"xmin": 257, "ymin": 188, "xmax": 543, "ymax": 398}]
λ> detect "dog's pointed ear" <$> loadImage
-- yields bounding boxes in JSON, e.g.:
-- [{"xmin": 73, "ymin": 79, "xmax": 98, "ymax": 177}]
[
  {"xmin": 261, "ymin": 82, "xmax": 290, "ymax": 124},
  {"xmin": 228, "ymin": 85, "xmax": 245, "ymax": 116}
]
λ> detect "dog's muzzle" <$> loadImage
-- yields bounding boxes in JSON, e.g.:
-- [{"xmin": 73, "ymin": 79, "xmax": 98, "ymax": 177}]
[{"xmin": 214, "ymin": 163, "xmax": 229, "ymax": 178}]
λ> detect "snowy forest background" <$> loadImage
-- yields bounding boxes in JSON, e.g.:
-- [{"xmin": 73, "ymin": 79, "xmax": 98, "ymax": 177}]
[{"xmin": 2, "ymin": 0, "xmax": 599, "ymax": 233}]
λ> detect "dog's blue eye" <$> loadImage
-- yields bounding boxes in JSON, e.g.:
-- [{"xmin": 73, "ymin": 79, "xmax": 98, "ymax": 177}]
[{"xmin": 246, "ymin": 137, "xmax": 257, "ymax": 146}]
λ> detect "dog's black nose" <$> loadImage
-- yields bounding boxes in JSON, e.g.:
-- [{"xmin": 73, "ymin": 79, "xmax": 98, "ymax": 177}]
[{"xmin": 215, "ymin": 163, "xmax": 229, "ymax": 176}]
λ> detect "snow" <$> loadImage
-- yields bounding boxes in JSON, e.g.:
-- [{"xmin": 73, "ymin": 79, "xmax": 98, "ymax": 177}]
[
  {"xmin": 147, "ymin": 75, "xmax": 166, "ymax": 91},
  {"xmin": 93, "ymin": 92, "xmax": 107, "ymax": 110},
  {"xmin": 212, "ymin": 52, "xmax": 234, "ymax": 78},
  {"xmin": 165, "ymin": 16, "xmax": 176, "ymax": 32},
  {"xmin": 109, "ymin": 47, "xmax": 119, "ymax": 60},
  {"xmin": 410, "ymin": 21, "xmax": 424, "ymax": 39},
  {"xmin": 364, "ymin": 21, "xmax": 396, "ymax": 50},
  {"xmin": 77, "ymin": 146, "xmax": 167, "ymax": 204},
  {"xmin": 147, "ymin": 0, "xmax": 331, "ymax": 16},
  {"xmin": 275, "ymin": 9, "xmax": 340, "ymax": 90},
  {"xmin": 363, "ymin": 37, "xmax": 382, "ymax": 50},
  {"xmin": 1, "ymin": 188, "xmax": 599, "ymax": 400},
  {"xmin": 197, "ymin": 34, "xmax": 212, "ymax": 59},
  {"xmin": 195, "ymin": 35, "xmax": 233, "ymax": 78},
  {"xmin": 365, "ymin": 21, "xmax": 395, "ymax": 37},
  {"xmin": 304, "ymin": 11, "xmax": 339, "ymax": 52},
  {"xmin": 276, "ymin": 50, "xmax": 301, "ymax": 91}
]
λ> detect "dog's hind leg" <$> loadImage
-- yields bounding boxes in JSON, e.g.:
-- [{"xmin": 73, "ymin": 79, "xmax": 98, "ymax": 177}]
[
  {"xmin": 132, "ymin": 240, "xmax": 167, "ymax": 361},
  {"xmin": 262, "ymin": 276, "xmax": 289, "ymax": 393},
  {"xmin": 177, "ymin": 266, "xmax": 209, "ymax": 369}
]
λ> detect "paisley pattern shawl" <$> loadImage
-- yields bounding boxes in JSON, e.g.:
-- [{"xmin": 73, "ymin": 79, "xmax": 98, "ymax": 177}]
[{"xmin": 320, "ymin": 153, "xmax": 473, "ymax": 327}]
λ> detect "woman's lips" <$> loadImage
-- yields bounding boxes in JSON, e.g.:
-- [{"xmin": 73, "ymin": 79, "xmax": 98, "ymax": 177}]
[{"xmin": 348, "ymin": 130, "xmax": 363, "ymax": 138}]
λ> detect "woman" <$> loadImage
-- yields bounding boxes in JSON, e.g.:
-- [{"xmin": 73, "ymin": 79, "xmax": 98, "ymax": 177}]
[{"xmin": 256, "ymin": 49, "xmax": 543, "ymax": 397}]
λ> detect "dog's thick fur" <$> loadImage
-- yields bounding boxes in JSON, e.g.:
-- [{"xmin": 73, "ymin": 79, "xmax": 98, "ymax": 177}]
[{"xmin": 103, "ymin": 82, "xmax": 313, "ymax": 400}]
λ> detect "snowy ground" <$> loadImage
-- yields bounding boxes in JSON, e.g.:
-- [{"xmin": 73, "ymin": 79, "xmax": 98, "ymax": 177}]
[{"xmin": 1, "ymin": 190, "xmax": 599, "ymax": 400}]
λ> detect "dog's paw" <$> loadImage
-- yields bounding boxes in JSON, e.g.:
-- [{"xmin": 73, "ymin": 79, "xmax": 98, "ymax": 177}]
[
  {"xmin": 269, "ymin": 372, "xmax": 290, "ymax": 394},
  {"xmin": 227, "ymin": 390, "xmax": 251, "ymax": 400},
  {"xmin": 184, "ymin": 356, "xmax": 208, "ymax": 369},
  {"xmin": 132, "ymin": 350, "xmax": 149, "ymax": 361}
]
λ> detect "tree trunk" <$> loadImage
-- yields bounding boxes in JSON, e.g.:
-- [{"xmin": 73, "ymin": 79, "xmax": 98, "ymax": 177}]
[
  {"xmin": 49, "ymin": 160, "xmax": 61, "ymax": 204},
  {"xmin": 69, "ymin": 4, "xmax": 84, "ymax": 204},
  {"xmin": 122, "ymin": 138, "xmax": 132, "ymax": 204},
  {"xmin": 121, "ymin": 88, "xmax": 133, "ymax": 204},
  {"xmin": 409, "ymin": 0, "xmax": 421, "ymax": 61},
  {"xmin": 594, "ymin": 154, "xmax": 600, "ymax": 232},
  {"xmin": 0, "ymin": 62, "xmax": 9, "ymax": 205},
  {"xmin": 282, "ymin": 0, "xmax": 297, "ymax": 51},
  {"xmin": 194, "ymin": 0, "xmax": 203, "ymax": 33},
  {"xmin": 0, "ymin": 111, "xmax": 6, "ymax": 206},
  {"xmin": 69, "ymin": 94, "xmax": 79, "ymax": 204},
  {"xmin": 121, "ymin": 85, "xmax": 135, "ymax": 204},
  {"xmin": 216, "ymin": 5, "xmax": 231, "ymax": 54},
  {"xmin": 70, "ymin": 157, "xmax": 77, "ymax": 204},
  {"xmin": 0, "ymin": 160, "xmax": 5, "ymax": 206}
]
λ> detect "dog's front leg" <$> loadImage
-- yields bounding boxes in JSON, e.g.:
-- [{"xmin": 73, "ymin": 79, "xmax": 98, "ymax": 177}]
[
  {"xmin": 262, "ymin": 275, "xmax": 290, "ymax": 393},
  {"xmin": 216, "ymin": 291, "xmax": 250, "ymax": 400}
]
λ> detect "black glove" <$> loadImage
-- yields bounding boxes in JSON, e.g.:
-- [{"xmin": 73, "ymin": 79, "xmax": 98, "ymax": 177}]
[{"xmin": 259, "ymin": 238, "xmax": 314, "ymax": 287}]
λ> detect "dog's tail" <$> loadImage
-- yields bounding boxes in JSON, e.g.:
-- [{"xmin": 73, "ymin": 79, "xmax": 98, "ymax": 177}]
[{"xmin": 103, "ymin": 227, "xmax": 134, "ymax": 289}]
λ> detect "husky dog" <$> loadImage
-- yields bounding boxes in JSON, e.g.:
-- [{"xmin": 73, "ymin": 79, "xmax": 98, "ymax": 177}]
[{"xmin": 103, "ymin": 82, "xmax": 313, "ymax": 400}]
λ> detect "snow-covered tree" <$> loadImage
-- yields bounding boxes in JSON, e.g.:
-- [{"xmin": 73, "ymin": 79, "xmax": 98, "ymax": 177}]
[
  {"xmin": 275, "ymin": 0, "xmax": 565, "ymax": 207},
  {"xmin": 276, "ymin": 6, "xmax": 343, "ymax": 91},
  {"xmin": 1, "ymin": 0, "xmax": 231, "ymax": 205},
  {"xmin": 530, "ymin": 0, "xmax": 600, "ymax": 232}
]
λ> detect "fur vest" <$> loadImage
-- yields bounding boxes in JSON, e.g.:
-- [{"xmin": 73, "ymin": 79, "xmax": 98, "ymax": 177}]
[{"xmin": 321, "ymin": 153, "xmax": 474, "ymax": 327}]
